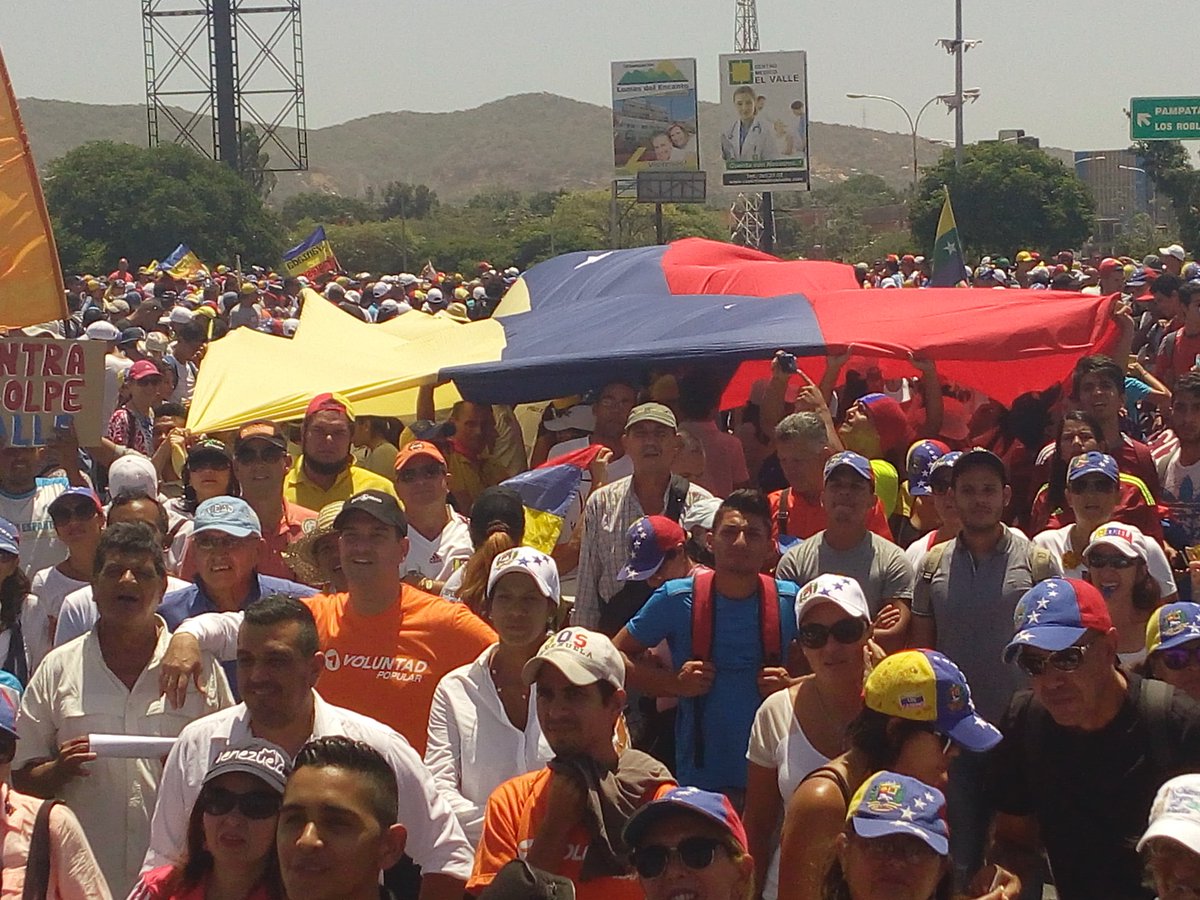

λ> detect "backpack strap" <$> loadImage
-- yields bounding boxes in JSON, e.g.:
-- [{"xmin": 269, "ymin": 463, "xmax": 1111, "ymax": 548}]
[
  {"xmin": 23, "ymin": 798, "xmax": 60, "ymax": 900},
  {"xmin": 1138, "ymin": 676, "xmax": 1175, "ymax": 776},
  {"xmin": 757, "ymin": 574, "xmax": 782, "ymax": 666},
  {"xmin": 690, "ymin": 569, "xmax": 716, "ymax": 662},
  {"xmin": 664, "ymin": 475, "xmax": 690, "ymax": 523},
  {"xmin": 912, "ymin": 541, "xmax": 950, "ymax": 619},
  {"xmin": 776, "ymin": 488, "xmax": 790, "ymax": 536}
]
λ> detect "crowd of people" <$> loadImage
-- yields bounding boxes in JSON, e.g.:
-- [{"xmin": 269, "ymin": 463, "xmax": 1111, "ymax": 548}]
[{"xmin": 2, "ymin": 241, "xmax": 1200, "ymax": 900}]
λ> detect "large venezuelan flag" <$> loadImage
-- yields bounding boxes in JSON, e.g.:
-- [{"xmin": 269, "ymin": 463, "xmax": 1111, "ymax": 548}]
[{"xmin": 0, "ymin": 47, "xmax": 68, "ymax": 327}]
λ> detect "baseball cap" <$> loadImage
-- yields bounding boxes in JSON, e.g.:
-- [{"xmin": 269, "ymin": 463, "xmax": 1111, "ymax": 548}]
[
  {"xmin": 1098, "ymin": 257, "xmax": 1124, "ymax": 274},
  {"xmin": 1015, "ymin": 250, "xmax": 1033, "ymax": 263},
  {"xmin": 623, "ymin": 786, "xmax": 749, "ymax": 851},
  {"xmin": 47, "ymin": 486, "xmax": 102, "ymax": 518},
  {"xmin": 795, "ymin": 574, "xmax": 871, "ymax": 624},
  {"xmin": 304, "ymin": 392, "xmax": 355, "ymax": 422},
  {"xmin": 544, "ymin": 404, "xmax": 596, "ymax": 434},
  {"xmin": 193, "ymin": 496, "xmax": 262, "ymax": 539},
  {"xmin": 625, "ymin": 402, "xmax": 677, "ymax": 432},
  {"xmin": 119, "ymin": 326, "xmax": 146, "ymax": 347},
  {"xmin": 522, "ymin": 627, "xmax": 625, "ymax": 690},
  {"xmin": 1161, "ymin": 244, "xmax": 1187, "ymax": 262},
  {"xmin": 1138, "ymin": 775, "xmax": 1200, "ymax": 855},
  {"xmin": 863, "ymin": 649, "xmax": 1001, "ymax": 752},
  {"xmin": 857, "ymin": 393, "xmax": 910, "ymax": 455},
  {"xmin": 107, "ymin": 453, "xmax": 158, "ymax": 499},
  {"xmin": 143, "ymin": 331, "xmax": 170, "ymax": 356},
  {"xmin": 617, "ymin": 516, "xmax": 686, "ymax": 583},
  {"xmin": 927, "ymin": 450, "xmax": 962, "ymax": 482},
  {"xmin": 1146, "ymin": 603, "xmax": 1200, "ymax": 656},
  {"xmin": 1066, "ymin": 451, "xmax": 1118, "ymax": 483},
  {"xmin": 168, "ymin": 306, "xmax": 194, "ymax": 326},
  {"xmin": 952, "ymin": 447, "xmax": 1007, "ymax": 484},
  {"xmin": 476, "ymin": 860, "xmax": 577, "ymax": 900},
  {"xmin": 202, "ymin": 739, "xmax": 291, "ymax": 794},
  {"xmin": 1084, "ymin": 521, "xmax": 1150, "ymax": 561},
  {"xmin": 333, "ymin": 489, "xmax": 407, "ymax": 533},
  {"xmin": 486, "ymin": 546, "xmax": 561, "ymax": 602},
  {"xmin": 679, "ymin": 497, "xmax": 722, "ymax": 535},
  {"xmin": 127, "ymin": 359, "xmax": 161, "ymax": 382},
  {"xmin": 0, "ymin": 518, "xmax": 18, "ymax": 557},
  {"xmin": 235, "ymin": 420, "xmax": 287, "ymax": 452},
  {"xmin": 0, "ymin": 673, "xmax": 22, "ymax": 738},
  {"xmin": 846, "ymin": 771, "xmax": 949, "ymax": 856},
  {"xmin": 187, "ymin": 439, "xmax": 232, "ymax": 470},
  {"xmin": 823, "ymin": 450, "xmax": 874, "ymax": 484},
  {"xmin": 394, "ymin": 440, "xmax": 446, "ymax": 472},
  {"xmin": 1004, "ymin": 577, "xmax": 1114, "ymax": 661},
  {"xmin": 906, "ymin": 440, "xmax": 950, "ymax": 496}
]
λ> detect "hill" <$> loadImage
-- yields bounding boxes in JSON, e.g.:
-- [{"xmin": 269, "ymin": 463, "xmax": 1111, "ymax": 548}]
[{"xmin": 16, "ymin": 92, "xmax": 1063, "ymax": 205}]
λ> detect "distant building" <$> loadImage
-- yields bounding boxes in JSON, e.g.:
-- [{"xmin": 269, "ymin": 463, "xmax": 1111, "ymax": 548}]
[{"xmin": 1073, "ymin": 149, "xmax": 1169, "ymax": 237}]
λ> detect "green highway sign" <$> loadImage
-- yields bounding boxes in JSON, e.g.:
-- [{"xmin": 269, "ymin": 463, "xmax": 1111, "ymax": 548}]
[{"xmin": 1130, "ymin": 96, "xmax": 1200, "ymax": 140}]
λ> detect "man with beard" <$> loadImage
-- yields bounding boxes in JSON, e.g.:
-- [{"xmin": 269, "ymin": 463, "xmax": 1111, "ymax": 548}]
[{"xmin": 284, "ymin": 393, "xmax": 396, "ymax": 511}]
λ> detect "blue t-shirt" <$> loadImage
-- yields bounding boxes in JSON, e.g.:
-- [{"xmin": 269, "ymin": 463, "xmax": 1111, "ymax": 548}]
[{"xmin": 626, "ymin": 576, "xmax": 799, "ymax": 791}]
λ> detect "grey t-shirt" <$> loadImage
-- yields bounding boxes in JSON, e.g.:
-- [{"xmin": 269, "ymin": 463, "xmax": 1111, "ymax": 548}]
[
  {"xmin": 777, "ymin": 531, "xmax": 915, "ymax": 616},
  {"xmin": 910, "ymin": 527, "xmax": 1063, "ymax": 722}
]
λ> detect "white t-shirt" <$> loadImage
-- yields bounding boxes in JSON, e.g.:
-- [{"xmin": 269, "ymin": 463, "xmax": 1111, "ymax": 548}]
[
  {"xmin": 0, "ymin": 479, "xmax": 68, "ymax": 575},
  {"xmin": 103, "ymin": 353, "xmax": 133, "ymax": 422},
  {"xmin": 746, "ymin": 685, "xmax": 831, "ymax": 900},
  {"xmin": 404, "ymin": 508, "xmax": 474, "ymax": 583},
  {"xmin": 1032, "ymin": 524, "xmax": 1177, "ymax": 597},
  {"xmin": 1158, "ymin": 447, "xmax": 1200, "ymax": 548},
  {"xmin": 27, "ymin": 565, "xmax": 87, "ymax": 673}
]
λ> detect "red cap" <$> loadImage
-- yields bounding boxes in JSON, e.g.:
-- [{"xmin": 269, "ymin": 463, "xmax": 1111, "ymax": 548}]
[
  {"xmin": 394, "ymin": 440, "xmax": 447, "ymax": 472},
  {"xmin": 304, "ymin": 392, "xmax": 354, "ymax": 422},
  {"xmin": 1098, "ymin": 257, "xmax": 1123, "ymax": 274},
  {"xmin": 857, "ymin": 393, "xmax": 911, "ymax": 456},
  {"xmin": 128, "ymin": 360, "xmax": 161, "ymax": 381}
]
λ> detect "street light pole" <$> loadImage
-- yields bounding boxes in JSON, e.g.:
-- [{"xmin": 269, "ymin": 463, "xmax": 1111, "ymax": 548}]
[
  {"xmin": 954, "ymin": 0, "xmax": 963, "ymax": 167},
  {"xmin": 846, "ymin": 92, "xmax": 971, "ymax": 192}
]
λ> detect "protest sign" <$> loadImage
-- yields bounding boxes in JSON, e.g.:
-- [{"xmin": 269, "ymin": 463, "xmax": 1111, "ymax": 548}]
[{"xmin": 0, "ymin": 337, "xmax": 104, "ymax": 446}]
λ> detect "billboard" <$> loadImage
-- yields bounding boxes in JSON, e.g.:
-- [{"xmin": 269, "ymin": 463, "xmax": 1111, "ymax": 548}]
[
  {"xmin": 611, "ymin": 59, "xmax": 699, "ymax": 176},
  {"xmin": 718, "ymin": 51, "xmax": 809, "ymax": 187}
]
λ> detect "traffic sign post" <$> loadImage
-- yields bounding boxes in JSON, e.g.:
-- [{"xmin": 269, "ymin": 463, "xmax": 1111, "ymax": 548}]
[{"xmin": 1130, "ymin": 97, "xmax": 1200, "ymax": 140}]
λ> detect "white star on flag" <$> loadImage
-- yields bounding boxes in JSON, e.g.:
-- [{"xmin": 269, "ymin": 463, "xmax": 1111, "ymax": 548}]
[{"xmin": 575, "ymin": 252, "xmax": 613, "ymax": 269}]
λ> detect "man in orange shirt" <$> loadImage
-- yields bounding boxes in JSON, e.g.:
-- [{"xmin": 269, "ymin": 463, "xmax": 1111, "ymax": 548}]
[{"xmin": 468, "ymin": 627, "xmax": 675, "ymax": 900}]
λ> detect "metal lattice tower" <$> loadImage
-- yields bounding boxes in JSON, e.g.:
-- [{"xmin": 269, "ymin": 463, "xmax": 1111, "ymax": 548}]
[
  {"xmin": 143, "ymin": 0, "xmax": 308, "ymax": 174},
  {"xmin": 730, "ymin": 0, "xmax": 765, "ymax": 249}
]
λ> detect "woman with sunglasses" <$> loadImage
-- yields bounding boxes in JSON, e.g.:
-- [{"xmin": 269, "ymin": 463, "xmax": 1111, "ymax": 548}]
[
  {"xmin": 130, "ymin": 738, "xmax": 289, "ymax": 900},
  {"xmin": 424, "ymin": 547, "xmax": 558, "ymax": 844},
  {"xmin": 821, "ymin": 770, "xmax": 954, "ymax": 900},
  {"xmin": 1081, "ymin": 522, "xmax": 1167, "ymax": 666},
  {"xmin": 623, "ymin": 786, "xmax": 755, "ymax": 900},
  {"xmin": 1142, "ymin": 602, "xmax": 1200, "ymax": 700},
  {"xmin": 743, "ymin": 575, "xmax": 875, "ymax": 900},
  {"xmin": 776, "ymin": 650, "xmax": 1002, "ymax": 900},
  {"xmin": 166, "ymin": 440, "xmax": 241, "ymax": 574}
]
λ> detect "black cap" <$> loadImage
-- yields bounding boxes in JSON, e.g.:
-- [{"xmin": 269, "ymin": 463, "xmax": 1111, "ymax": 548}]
[
  {"xmin": 333, "ymin": 490, "xmax": 407, "ymax": 534},
  {"xmin": 950, "ymin": 447, "xmax": 1008, "ymax": 485},
  {"xmin": 468, "ymin": 486, "xmax": 525, "ymax": 547},
  {"xmin": 235, "ymin": 420, "xmax": 287, "ymax": 452},
  {"xmin": 118, "ymin": 326, "xmax": 146, "ymax": 345}
]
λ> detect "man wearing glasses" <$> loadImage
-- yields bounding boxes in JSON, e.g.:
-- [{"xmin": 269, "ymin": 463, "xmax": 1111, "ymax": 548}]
[
  {"xmin": 991, "ymin": 577, "xmax": 1200, "ymax": 900},
  {"xmin": 393, "ymin": 441, "xmax": 471, "ymax": 595}
]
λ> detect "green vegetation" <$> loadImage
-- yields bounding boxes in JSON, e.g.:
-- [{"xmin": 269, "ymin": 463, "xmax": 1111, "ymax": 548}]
[{"xmin": 1136, "ymin": 140, "xmax": 1200, "ymax": 253}]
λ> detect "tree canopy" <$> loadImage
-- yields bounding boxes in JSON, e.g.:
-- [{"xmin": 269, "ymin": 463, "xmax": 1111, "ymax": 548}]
[
  {"xmin": 44, "ymin": 141, "xmax": 285, "ymax": 273},
  {"xmin": 909, "ymin": 142, "xmax": 1095, "ymax": 256},
  {"xmin": 1136, "ymin": 140, "xmax": 1200, "ymax": 252}
]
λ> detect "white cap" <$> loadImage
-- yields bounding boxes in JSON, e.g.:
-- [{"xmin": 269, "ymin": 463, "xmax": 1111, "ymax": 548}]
[
  {"xmin": 1160, "ymin": 244, "xmax": 1187, "ymax": 262},
  {"xmin": 680, "ymin": 496, "xmax": 722, "ymax": 535},
  {"xmin": 522, "ymin": 627, "xmax": 624, "ymax": 689},
  {"xmin": 486, "ymin": 546, "xmax": 560, "ymax": 602},
  {"xmin": 372, "ymin": 281, "xmax": 391, "ymax": 299},
  {"xmin": 85, "ymin": 321, "xmax": 120, "ymax": 342},
  {"xmin": 472, "ymin": 286, "xmax": 487, "ymax": 300},
  {"xmin": 107, "ymin": 453, "xmax": 158, "ymax": 498},
  {"xmin": 1138, "ymin": 774, "xmax": 1200, "ymax": 854},
  {"xmin": 544, "ymin": 404, "xmax": 595, "ymax": 433},
  {"xmin": 795, "ymin": 574, "xmax": 871, "ymax": 625},
  {"xmin": 168, "ymin": 306, "xmax": 194, "ymax": 326},
  {"xmin": 1084, "ymin": 521, "xmax": 1150, "ymax": 560}
]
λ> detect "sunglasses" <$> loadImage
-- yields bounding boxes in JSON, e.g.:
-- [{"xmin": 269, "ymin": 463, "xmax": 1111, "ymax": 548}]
[
  {"xmin": 189, "ymin": 458, "xmax": 231, "ymax": 472},
  {"xmin": 632, "ymin": 837, "xmax": 729, "ymax": 879},
  {"xmin": 1084, "ymin": 553, "xmax": 1135, "ymax": 570},
  {"xmin": 1157, "ymin": 647, "xmax": 1200, "ymax": 671},
  {"xmin": 1068, "ymin": 479, "xmax": 1116, "ymax": 494},
  {"xmin": 398, "ymin": 463, "xmax": 445, "ymax": 483},
  {"xmin": 1016, "ymin": 641, "xmax": 1093, "ymax": 677},
  {"xmin": 798, "ymin": 617, "xmax": 867, "ymax": 649},
  {"xmin": 50, "ymin": 504, "xmax": 98, "ymax": 527},
  {"xmin": 200, "ymin": 786, "xmax": 281, "ymax": 820},
  {"xmin": 235, "ymin": 447, "xmax": 285, "ymax": 465}
]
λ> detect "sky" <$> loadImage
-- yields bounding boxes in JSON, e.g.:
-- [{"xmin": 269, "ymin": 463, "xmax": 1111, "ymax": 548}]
[{"xmin": 4, "ymin": 0, "xmax": 1196, "ymax": 155}]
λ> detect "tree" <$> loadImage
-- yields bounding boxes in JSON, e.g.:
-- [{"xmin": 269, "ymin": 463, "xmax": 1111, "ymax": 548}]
[
  {"xmin": 44, "ymin": 141, "xmax": 285, "ymax": 273},
  {"xmin": 379, "ymin": 181, "xmax": 438, "ymax": 220},
  {"xmin": 280, "ymin": 192, "xmax": 378, "ymax": 228},
  {"xmin": 238, "ymin": 125, "xmax": 277, "ymax": 199},
  {"xmin": 1136, "ymin": 140, "xmax": 1200, "ymax": 251},
  {"xmin": 909, "ymin": 142, "xmax": 1095, "ymax": 257}
]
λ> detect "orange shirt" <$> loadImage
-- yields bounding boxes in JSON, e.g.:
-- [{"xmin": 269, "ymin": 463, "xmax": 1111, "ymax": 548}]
[
  {"xmin": 306, "ymin": 587, "xmax": 496, "ymax": 753},
  {"xmin": 768, "ymin": 488, "xmax": 894, "ymax": 542},
  {"xmin": 468, "ymin": 767, "xmax": 675, "ymax": 900}
]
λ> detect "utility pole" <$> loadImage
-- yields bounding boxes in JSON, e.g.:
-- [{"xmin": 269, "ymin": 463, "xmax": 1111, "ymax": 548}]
[
  {"xmin": 936, "ymin": 0, "xmax": 980, "ymax": 169},
  {"xmin": 730, "ymin": 0, "xmax": 771, "ymax": 250}
]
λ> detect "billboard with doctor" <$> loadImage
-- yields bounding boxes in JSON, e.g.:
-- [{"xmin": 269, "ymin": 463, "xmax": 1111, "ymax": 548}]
[
  {"xmin": 718, "ymin": 51, "xmax": 809, "ymax": 187},
  {"xmin": 611, "ymin": 58, "xmax": 699, "ymax": 176}
]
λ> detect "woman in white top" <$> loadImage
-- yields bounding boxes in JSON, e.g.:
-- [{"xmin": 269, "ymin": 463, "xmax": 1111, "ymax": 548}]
[
  {"xmin": 0, "ymin": 518, "xmax": 36, "ymax": 685},
  {"xmin": 742, "ymin": 574, "xmax": 874, "ymax": 900},
  {"xmin": 424, "ymin": 546, "xmax": 558, "ymax": 844},
  {"xmin": 1083, "ymin": 521, "xmax": 1165, "ymax": 667}
]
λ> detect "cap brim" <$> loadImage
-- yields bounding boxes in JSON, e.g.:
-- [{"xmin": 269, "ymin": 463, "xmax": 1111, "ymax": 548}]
[
  {"xmin": 944, "ymin": 713, "xmax": 1002, "ymax": 753},
  {"xmin": 616, "ymin": 559, "xmax": 664, "ymax": 583},
  {"xmin": 192, "ymin": 524, "xmax": 258, "ymax": 539},
  {"xmin": 908, "ymin": 480, "xmax": 932, "ymax": 497},
  {"xmin": 203, "ymin": 760, "xmax": 287, "ymax": 794},
  {"xmin": 1082, "ymin": 538, "xmax": 1139, "ymax": 559},
  {"xmin": 623, "ymin": 798, "xmax": 743, "ymax": 850},
  {"xmin": 522, "ymin": 653, "xmax": 599, "ymax": 688},
  {"xmin": 0, "ymin": 542, "xmax": 17, "ymax": 557},
  {"xmin": 1138, "ymin": 818, "xmax": 1200, "ymax": 854},
  {"xmin": 1003, "ymin": 624, "xmax": 1089, "ymax": 662},
  {"xmin": 851, "ymin": 818, "xmax": 948, "ymax": 856}
]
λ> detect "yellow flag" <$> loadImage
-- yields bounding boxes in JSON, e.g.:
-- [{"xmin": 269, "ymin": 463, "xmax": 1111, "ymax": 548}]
[{"xmin": 0, "ymin": 47, "xmax": 67, "ymax": 327}]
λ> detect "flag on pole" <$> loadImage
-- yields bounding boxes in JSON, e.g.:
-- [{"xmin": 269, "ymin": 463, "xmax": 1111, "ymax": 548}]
[
  {"xmin": 928, "ymin": 187, "xmax": 967, "ymax": 288},
  {"xmin": 159, "ymin": 244, "xmax": 206, "ymax": 280},
  {"xmin": 500, "ymin": 444, "xmax": 605, "ymax": 553},
  {"xmin": 282, "ymin": 226, "xmax": 339, "ymax": 280},
  {"xmin": 0, "ymin": 47, "xmax": 68, "ymax": 327}
]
